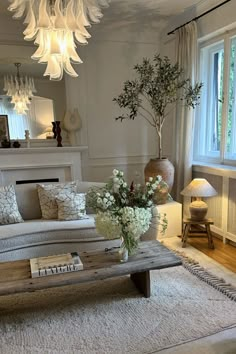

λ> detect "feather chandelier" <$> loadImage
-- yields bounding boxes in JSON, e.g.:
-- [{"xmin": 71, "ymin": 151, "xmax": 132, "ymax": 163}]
[
  {"xmin": 8, "ymin": 0, "xmax": 110, "ymax": 80},
  {"xmin": 3, "ymin": 63, "xmax": 36, "ymax": 115}
]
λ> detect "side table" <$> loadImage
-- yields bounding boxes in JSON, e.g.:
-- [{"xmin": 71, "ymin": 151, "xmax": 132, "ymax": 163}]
[{"xmin": 182, "ymin": 218, "xmax": 215, "ymax": 249}]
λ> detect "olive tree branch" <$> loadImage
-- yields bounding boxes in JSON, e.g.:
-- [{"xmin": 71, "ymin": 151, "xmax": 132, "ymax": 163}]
[
  {"xmin": 139, "ymin": 104, "xmax": 156, "ymax": 122},
  {"xmin": 139, "ymin": 110, "xmax": 155, "ymax": 127}
]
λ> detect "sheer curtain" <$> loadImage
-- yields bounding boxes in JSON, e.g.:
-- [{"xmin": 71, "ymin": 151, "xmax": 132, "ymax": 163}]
[
  {"xmin": 174, "ymin": 21, "xmax": 198, "ymax": 203},
  {"xmin": 0, "ymin": 96, "xmax": 36, "ymax": 139}
]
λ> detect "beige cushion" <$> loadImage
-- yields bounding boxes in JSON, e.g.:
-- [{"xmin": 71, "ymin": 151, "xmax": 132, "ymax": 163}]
[
  {"xmin": 15, "ymin": 184, "xmax": 42, "ymax": 220},
  {"xmin": 0, "ymin": 185, "xmax": 24, "ymax": 225},
  {"xmin": 37, "ymin": 182, "xmax": 77, "ymax": 219},
  {"xmin": 56, "ymin": 193, "xmax": 88, "ymax": 221}
]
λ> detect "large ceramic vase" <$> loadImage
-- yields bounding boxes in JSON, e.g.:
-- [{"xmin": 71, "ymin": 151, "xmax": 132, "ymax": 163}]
[{"xmin": 144, "ymin": 158, "xmax": 175, "ymax": 204}]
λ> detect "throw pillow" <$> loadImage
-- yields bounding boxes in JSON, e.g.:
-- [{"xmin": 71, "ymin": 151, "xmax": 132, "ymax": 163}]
[
  {"xmin": 0, "ymin": 185, "xmax": 24, "ymax": 225},
  {"xmin": 56, "ymin": 193, "xmax": 88, "ymax": 221},
  {"xmin": 37, "ymin": 182, "xmax": 77, "ymax": 219}
]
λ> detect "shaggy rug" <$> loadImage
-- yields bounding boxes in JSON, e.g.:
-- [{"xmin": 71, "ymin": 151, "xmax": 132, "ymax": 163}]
[{"xmin": 0, "ymin": 259, "xmax": 236, "ymax": 354}]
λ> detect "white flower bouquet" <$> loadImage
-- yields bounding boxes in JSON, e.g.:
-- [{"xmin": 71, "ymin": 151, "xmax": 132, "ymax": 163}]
[{"xmin": 87, "ymin": 169, "xmax": 168, "ymax": 255}]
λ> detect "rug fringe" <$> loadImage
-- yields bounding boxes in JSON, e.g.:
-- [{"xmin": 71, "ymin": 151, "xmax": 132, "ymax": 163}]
[{"xmin": 171, "ymin": 249, "xmax": 236, "ymax": 302}]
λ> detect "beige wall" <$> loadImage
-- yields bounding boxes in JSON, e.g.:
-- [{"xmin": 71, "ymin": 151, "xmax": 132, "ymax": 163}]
[{"xmin": 65, "ymin": 25, "xmax": 161, "ymax": 182}]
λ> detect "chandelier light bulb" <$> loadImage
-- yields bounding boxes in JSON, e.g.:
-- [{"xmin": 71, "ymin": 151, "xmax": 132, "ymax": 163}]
[
  {"xmin": 3, "ymin": 63, "xmax": 37, "ymax": 115},
  {"xmin": 8, "ymin": 0, "xmax": 110, "ymax": 80}
]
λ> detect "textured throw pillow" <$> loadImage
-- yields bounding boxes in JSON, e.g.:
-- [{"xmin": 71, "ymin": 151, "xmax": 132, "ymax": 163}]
[
  {"xmin": 0, "ymin": 185, "xmax": 24, "ymax": 225},
  {"xmin": 56, "ymin": 193, "xmax": 88, "ymax": 221},
  {"xmin": 37, "ymin": 182, "xmax": 77, "ymax": 219}
]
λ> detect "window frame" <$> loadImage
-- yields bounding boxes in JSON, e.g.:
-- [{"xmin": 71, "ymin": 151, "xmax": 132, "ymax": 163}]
[{"xmin": 194, "ymin": 29, "xmax": 236, "ymax": 166}]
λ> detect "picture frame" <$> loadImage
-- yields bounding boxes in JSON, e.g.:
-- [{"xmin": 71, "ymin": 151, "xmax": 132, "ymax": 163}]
[{"xmin": 0, "ymin": 115, "xmax": 10, "ymax": 141}]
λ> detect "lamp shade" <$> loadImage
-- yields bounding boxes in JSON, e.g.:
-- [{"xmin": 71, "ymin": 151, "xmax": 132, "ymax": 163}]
[{"xmin": 180, "ymin": 178, "xmax": 217, "ymax": 197}]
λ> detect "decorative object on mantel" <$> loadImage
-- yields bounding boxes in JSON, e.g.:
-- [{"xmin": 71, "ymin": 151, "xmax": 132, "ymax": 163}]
[
  {"xmin": 181, "ymin": 178, "xmax": 217, "ymax": 221},
  {"xmin": 8, "ymin": 0, "xmax": 110, "ymax": 80},
  {"xmin": 87, "ymin": 169, "xmax": 168, "ymax": 260},
  {"xmin": 12, "ymin": 140, "xmax": 21, "ymax": 148},
  {"xmin": 55, "ymin": 121, "xmax": 63, "ymax": 147},
  {"xmin": 44, "ymin": 126, "xmax": 54, "ymax": 139},
  {"xmin": 3, "ymin": 63, "xmax": 36, "ymax": 115},
  {"xmin": 1, "ymin": 137, "xmax": 11, "ymax": 148},
  {"xmin": 63, "ymin": 109, "xmax": 81, "ymax": 146},
  {"xmin": 52, "ymin": 121, "xmax": 57, "ymax": 139},
  {"xmin": 25, "ymin": 129, "xmax": 30, "ymax": 148},
  {"xmin": 113, "ymin": 54, "xmax": 202, "ymax": 202},
  {"xmin": 0, "ymin": 115, "xmax": 10, "ymax": 142}
]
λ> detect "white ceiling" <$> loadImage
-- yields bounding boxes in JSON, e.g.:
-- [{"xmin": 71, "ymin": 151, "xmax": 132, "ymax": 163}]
[
  {"xmin": 0, "ymin": 0, "xmax": 211, "ymax": 38},
  {"xmin": 0, "ymin": 0, "xmax": 208, "ymax": 16},
  {"xmin": 0, "ymin": 0, "xmax": 211, "ymax": 76}
]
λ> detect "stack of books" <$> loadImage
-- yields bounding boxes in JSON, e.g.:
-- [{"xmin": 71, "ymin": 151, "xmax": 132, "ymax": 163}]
[{"xmin": 30, "ymin": 252, "xmax": 83, "ymax": 278}]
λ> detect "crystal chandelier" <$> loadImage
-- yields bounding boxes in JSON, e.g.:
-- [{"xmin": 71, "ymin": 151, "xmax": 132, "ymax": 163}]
[
  {"xmin": 3, "ymin": 63, "xmax": 36, "ymax": 115},
  {"xmin": 8, "ymin": 0, "xmax": 110, "ymax": 81}
]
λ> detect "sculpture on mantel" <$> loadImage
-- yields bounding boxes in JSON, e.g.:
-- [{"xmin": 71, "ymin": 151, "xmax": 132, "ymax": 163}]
[
  {"xmin": 55, "ymin": 121, "xmax": 63, "ymax": 147},
  {"xmin": 51, "ymin": 121, "xmax": 57, "ymax": 139},
  {"xmin": 25, "ymin": 130, "xmax": 30, "ymax": 148},
  {"xmin": 63, "ymin": 109, "xmax": 82, "ymax": 146}
]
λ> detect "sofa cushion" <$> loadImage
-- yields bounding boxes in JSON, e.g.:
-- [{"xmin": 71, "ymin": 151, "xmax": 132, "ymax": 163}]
[
  {"xmin": 0, "ymin": 185, "xmax": 24, "ymax": 225},
  {"xmin": 0, "ymin": 215, "xmax": 119, "ymax": 263},
  {"xmin": 0, "ymin": 216, "xmax": 95, "ymax": 239},
  {"xmin": 0, "ymin": 216, "xmax": 97, "ymax": 252},
  {"xmin": 37, "ymin": 182, "xmax": 77, "ymax": 219},
  {"xmin": 15, "ymin": 184, "xmax": 42, "ymax": 220},
  {"xmin": 56, "ymin": 193, "xmax": 88, "ymax": 221},
  {"xmin": 13, "ymin": 181, "xmax": 105, "ymax": 221}
]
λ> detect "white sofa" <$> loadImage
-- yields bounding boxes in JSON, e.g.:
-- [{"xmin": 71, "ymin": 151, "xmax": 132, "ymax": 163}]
[{"xmin": 0, "ymin": 181, "xmax": 119, "ymax": 262}]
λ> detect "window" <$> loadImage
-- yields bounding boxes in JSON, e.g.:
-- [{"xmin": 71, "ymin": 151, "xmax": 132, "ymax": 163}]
[{"xmin": 194, "ymin": 31, "xmax": 236, "ymax": 164}]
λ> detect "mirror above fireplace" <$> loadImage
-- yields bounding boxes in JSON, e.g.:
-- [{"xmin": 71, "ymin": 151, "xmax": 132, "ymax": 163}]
[{"xmin": 0, "ymin": 50, "xmax": 66, "ymax": 140}]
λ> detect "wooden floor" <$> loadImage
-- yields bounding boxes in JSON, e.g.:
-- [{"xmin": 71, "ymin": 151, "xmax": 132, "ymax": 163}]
[{"xmin": 187, "ymin": 235, "xmax": 236, "ymax": 273}]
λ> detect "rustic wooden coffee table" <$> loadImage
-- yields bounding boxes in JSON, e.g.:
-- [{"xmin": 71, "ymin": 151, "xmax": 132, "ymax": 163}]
[{"xmin": 0, "ymin": 241, "xmax": 182, "ymax": 298}]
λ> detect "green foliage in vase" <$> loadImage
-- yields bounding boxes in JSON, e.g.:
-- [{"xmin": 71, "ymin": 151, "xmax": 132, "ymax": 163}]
[{"xmin": 113, "ymin": 54, "xmax": 203, "ymax": 159}]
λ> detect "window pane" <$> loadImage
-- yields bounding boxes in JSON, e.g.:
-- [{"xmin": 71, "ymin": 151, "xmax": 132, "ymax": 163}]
[
  {"xmin": 194, "ymin": 41, "xmax": 224, "ymax": 161},
  {"xmin": 209, "ymin": 49, "xmax": 224, "ymax": 153},
  {"xmin": 226, "ymin": 36, "xmax": 236, "ymax": 159}
]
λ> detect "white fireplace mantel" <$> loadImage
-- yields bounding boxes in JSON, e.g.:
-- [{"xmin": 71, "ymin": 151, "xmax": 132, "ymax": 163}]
[
  {"xmin": 0, "ymin": 146, "xmax": 88, "ymax": 186},
  {"xmin": 0, "ymin": 146, "xmax": 88, "ymax": 155}
]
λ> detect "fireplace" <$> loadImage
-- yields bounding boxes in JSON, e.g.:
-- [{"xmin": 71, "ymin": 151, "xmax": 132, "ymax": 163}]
[{"xmin": 0, "ymin": 146, "xmax": 88, "ymax": 186}]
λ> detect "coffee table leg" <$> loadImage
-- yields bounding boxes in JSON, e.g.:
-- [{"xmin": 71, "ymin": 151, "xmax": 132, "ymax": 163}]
[{"xmin": 130, "ymin": 270, "xmax": 150, "ymax": 298}]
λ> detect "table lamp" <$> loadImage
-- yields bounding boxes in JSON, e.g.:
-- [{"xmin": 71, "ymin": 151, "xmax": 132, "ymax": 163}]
[
  {"xmin": 181, "ymin": 178, "xmax": 217, "ymax": 221},
  {"xmin": 44, "ymin": 126, "xmax": 54, "ymax": 139}
]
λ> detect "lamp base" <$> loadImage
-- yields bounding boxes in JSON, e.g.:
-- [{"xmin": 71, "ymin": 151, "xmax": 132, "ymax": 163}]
[{"xmin": 189, "ymin": 200, "xmax": 208, "ymax": 221}]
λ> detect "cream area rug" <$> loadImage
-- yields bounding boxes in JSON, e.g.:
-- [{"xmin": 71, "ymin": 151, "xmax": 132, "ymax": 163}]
[{"xmin": 0, "ymin": 262, "xmax": 236, "ymax": 354}]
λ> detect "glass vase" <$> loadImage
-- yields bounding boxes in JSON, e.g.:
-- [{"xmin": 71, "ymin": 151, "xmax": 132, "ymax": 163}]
[{"xmin": 118, "ymin": 243, "xmax": 129, "ymax": 263}]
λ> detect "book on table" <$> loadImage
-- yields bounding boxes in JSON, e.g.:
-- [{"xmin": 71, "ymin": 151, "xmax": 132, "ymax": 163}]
[{"xmin": 30, "ymin": 252, "xmax": 83, "ymax": 278}]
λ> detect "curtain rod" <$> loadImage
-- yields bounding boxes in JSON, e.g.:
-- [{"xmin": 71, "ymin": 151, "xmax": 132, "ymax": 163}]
[{"xmin": 167, "ymin": 0, "xmax": 231, "ymax": 35}]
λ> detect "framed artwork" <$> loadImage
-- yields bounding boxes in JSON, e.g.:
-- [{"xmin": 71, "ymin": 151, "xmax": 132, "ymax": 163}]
[{"xmin": 0, "ymin": 115, "xmax": 10, "ymax": 141}]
